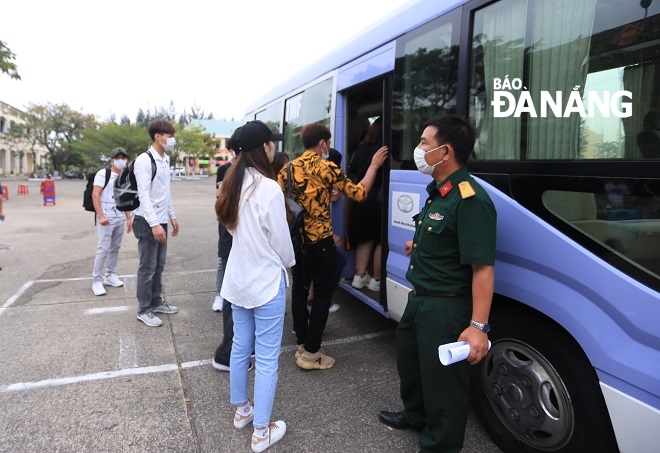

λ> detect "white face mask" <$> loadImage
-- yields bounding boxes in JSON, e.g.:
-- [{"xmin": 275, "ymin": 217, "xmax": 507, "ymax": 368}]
[
  {"xmin": 161, "ymin": 136, "xmax": 176, "ymax": 152},
  {"xmin": 413, "ymin": 145, "xmax": 445, "ymax": 175},
  {"xmin": 112, "ymin": 159, "xmax": 127, "ymax": 170}
]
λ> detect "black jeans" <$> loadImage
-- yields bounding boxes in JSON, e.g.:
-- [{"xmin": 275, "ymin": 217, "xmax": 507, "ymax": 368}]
[{"xmin": 291, "ymin": 236, "xmax": 337, "ymax": 353}]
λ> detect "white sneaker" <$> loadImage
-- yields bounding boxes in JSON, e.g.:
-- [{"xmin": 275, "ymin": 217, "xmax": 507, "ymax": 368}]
[
  {"xmin": 251, "ymin": 421, "xmax": 287, "ymax": 452},
  {"xmin": 352, "ymin": 273, "xmax": 371, "ymax": 289},
  {"xmin": 328, "ymin": 303, "xmax": 340, "ymax": 313},
  {"xmin": 212, "ymin": 294, "xmax": 223, "ymax": 312},
  {"xmin": 137, "ymin": 311, "xmax": 163, "ymax": 327},
  {"xmin": 103, "ymin": 274, "xmax": 124, "ymax": 287},
  {"xmin": 153, "ymin": 302, "xmax": 178, "ymax": 314},
  {"xmin": 92, "ymin": 281, "xmax": 106, "ymax": 296},
  {"xmin": 367, "ymin": 278, "xmax": 380, "ymax": 291},
  {"xmin": 234, "ymin": 400, "xmax": 254, "ymax": 429}
]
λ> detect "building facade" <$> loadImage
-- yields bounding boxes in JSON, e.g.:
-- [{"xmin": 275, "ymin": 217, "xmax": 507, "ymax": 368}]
[{"xmin": 0, "ymin": 101, "xmax": 49, "ymax": 176}]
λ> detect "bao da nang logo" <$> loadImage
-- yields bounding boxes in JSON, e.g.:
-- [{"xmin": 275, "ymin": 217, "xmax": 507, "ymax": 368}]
[{"xmin": 490, "ymin": 76, "xmax": 632, "ymax": 118}]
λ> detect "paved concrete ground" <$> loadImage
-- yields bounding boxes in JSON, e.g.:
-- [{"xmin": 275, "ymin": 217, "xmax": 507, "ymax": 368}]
[{"xmin": 0, "ymin": 176, "xmax": 501, "ymax": 452}]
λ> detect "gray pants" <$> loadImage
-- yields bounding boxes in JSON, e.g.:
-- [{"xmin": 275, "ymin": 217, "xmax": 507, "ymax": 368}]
[
  {"xmin": 133, "ymin": 215, "xmax": 167, "ymax": 315},
  {"xmin": 92, "ymin": 216, "xmax": 125, "ymax": 282}
]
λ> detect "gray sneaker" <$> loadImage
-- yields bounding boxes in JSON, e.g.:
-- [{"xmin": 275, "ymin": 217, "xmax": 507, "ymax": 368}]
[
  {"xmin": 137, "ymin": 311, "xmax": 163, "ymax": 327},
  {"xmin": 153, "ymin": 302, "xmax": 178, "ymax": 314}
]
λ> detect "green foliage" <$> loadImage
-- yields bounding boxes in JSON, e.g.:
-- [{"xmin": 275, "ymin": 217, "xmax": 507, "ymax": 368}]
[
  {"xmin": 0, "ymin": 40, "xmax": 20, "ymax": 80},
  {"xmin": 72, "ymin": 123, "xmax": 151, "ymax": 170},
  {"xmin": 175, "ymin": 124, "xmax": 214, "ymax": 162},
  {"xmin": 26, "ymin": 103, "xmax": 97, "ymax": 171}
]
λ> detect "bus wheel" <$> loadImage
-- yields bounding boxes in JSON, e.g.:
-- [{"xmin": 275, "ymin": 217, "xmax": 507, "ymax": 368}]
[{"xmin": 470, "ymin": 306, "xmax": 618, "ymax": 453}]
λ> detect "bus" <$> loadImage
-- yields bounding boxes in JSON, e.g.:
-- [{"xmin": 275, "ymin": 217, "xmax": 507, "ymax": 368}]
[{"xmin": 243, "ymin": 0, "xmax": 660, "ymax": 451}]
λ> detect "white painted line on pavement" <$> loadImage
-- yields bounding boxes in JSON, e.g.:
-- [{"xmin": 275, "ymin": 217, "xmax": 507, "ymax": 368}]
[
  {"xmin": 0, "ymin": 364, "xmax": 179, "ymax": 394},
  {"xmin": 0, "ymin": 330, "xmax": 395, "ymax": 394},
  {"xmin": 86, "ymin": 306, "xmax": 130, "ymax": 314},
  {"xmin": 1, "ymin": 269, "xmax": 216, "ymax": 318}
]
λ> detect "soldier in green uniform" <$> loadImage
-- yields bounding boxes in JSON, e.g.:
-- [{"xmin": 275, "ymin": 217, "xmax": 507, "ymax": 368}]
[{"xmin": 379, "ymin": 115, "xmax": 496, "ymax": 452}]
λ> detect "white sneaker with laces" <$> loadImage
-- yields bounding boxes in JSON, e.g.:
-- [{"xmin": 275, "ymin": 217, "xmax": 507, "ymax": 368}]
[
  {"xmin": 351, "ymin": 273, "xmax": 371, "ymax": 289},
  {"xmin": 103, "ymin": 274, "xmax": 124, "ymax": 287},
  {"xmin": 328, "ymin": 303, "xmax": 340, "ymax": 313},
  {"xmin": 251, "ymin": 421, "xmax": 287, "ymax": 452},
  {"xmin": 367, "ymin": 278, "xmax": 380, "ymax": 291},
  {"xmin": 212, "ymin": 294, "xmax": 223, "ymax": 312},
  {"xmin": 137, "ymin": 311, "xmax": 163, "ymax": 327},
  {"xmin": 92, "ymin": 281, "xmax": 106, "ymax": 296}
]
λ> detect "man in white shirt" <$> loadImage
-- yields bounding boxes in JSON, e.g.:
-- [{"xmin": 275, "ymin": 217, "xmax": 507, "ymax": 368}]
[
  {"xmin": 91, "ymin": 148, "xmax": 133, "ymax": 296},
  {"xmin": 133, "ymin": 120, "xmax": 180, "ymax": 327}
]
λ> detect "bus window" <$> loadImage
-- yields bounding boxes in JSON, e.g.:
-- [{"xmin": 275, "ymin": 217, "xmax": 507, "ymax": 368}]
[
  {"xmin": 469, "ymin": 0, "xmax": 660, "ymax": 161},
  {"xmin": 393, "ymin": 9, "xmax": 461, "ymax": 169},
  {"xmin": 256, "ymin": 102, "xmax": 283, "ymax": 151},
  {"xmin": 283, "ymin": 78, "xmax": 334, "ymax": 159}
]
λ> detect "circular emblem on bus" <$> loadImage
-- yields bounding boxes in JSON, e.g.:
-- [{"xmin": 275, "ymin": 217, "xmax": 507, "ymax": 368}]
[{"xmin": 397, "ymin": 194, "xmax": 414, "ymax": 213}]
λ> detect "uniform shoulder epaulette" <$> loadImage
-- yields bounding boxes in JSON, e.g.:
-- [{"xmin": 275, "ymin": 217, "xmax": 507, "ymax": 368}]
[{"xmin": 458, "ymin": 181, "xmax": 476, "ymax": 199}]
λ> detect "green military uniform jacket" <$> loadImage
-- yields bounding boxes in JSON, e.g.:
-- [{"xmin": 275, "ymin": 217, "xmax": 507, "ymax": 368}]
[{"xmin": 406, "ymin": 166, "xmax": 497, "ymax": 294}]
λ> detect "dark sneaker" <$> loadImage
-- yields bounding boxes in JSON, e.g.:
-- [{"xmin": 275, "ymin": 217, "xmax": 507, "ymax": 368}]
[{"xmin": 212, "ymin": 359, "xmax": 254, "ymax": 372}]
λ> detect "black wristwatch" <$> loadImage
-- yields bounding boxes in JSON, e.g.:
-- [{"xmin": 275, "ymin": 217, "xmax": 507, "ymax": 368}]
[{"xmin": 470, "ymin": 320, "xmax": 491, "ymax": 333}]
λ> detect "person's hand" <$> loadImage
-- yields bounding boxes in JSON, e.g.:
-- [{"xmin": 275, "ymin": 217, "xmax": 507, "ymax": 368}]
[
  {"xmin": 370, "ymin": 146, "xmax": 389, "ymax": 168},
  {"xmin": 126, "ymin": 217, "xmax": 133, "ymax": 233},
  {"xmin": 404, "ymin": 240, "xmax": 413, "ymax": 256},
  {"xmin": 458, "ymin": 326, "xmax": 490, "ymax": 365},
  {"xmin": 152, "ymin": 224, "xmax": 167, "ymax": 243},
  {"xmin": 171, "ymin": 219, "xmax": 180, "ymax": 237},
  {"xmin": 98, "ymin": 216, "xmax": 110, "ymax": 226},
  {"xmin": 330, "ymin": 187, "xmax": 340, "ymax": 202},
  {"xmin": 333, "ymin": 234, "xmax": 342, "ymax": 248}
]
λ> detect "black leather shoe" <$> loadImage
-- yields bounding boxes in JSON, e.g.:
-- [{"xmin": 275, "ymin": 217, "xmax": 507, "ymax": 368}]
[{"xmin": 378, "ymin": 411, "xmax": 416, "ymax": 430}]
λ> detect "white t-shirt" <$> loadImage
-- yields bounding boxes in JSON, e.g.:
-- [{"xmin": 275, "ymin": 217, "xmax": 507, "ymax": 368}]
[{"xmin": 93, "ymin": 169, "xmax": 123, "ymax": 219}]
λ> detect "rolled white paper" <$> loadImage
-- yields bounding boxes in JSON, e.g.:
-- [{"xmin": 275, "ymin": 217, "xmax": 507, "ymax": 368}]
[{"xmin": 438, "ymin": 340, "xmax": 492, "ymax": 366}]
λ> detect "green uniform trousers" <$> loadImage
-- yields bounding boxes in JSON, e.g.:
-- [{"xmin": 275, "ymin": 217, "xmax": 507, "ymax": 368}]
[{"xmin": 396, "ymin": 291, "xmax": 472, "ymax": 453}]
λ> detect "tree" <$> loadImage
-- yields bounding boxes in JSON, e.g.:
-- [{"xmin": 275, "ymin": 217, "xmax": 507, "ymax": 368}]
[
  {"xmin": 0, "ymin": 40, "xmax": 20, "ymax": 80},
  {"xmin": 25, "ymin": 103, "xmax": 96, "ymax": 171},
  {"xmin": 175, "ymin": 124, "xmax": 214, "ymax": 172},
  {"xmin": 72, "ymin": 122, "xmax": 151, "ymax": 169}
]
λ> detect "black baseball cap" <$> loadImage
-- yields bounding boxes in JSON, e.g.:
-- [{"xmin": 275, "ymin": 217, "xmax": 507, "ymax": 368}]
[{"xmin": 233, "ymin": 120, "xmax": 284, "ymax": 153}]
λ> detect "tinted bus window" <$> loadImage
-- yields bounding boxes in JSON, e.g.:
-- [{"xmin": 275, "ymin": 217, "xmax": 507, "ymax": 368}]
[
  {"xmin": 470, "ymin": 0, "xmax": 660, "ymax": 160},
  {"xmin": 393, "ymin": 10, "xmax": 461, "ymax": 168},
  {"xmin": 284, "ymin": 78, "xmax": 333, "ymax": 158},
  {"xmin": 255, "ymin": 102, "xmax": 282, "ymax": 133}
]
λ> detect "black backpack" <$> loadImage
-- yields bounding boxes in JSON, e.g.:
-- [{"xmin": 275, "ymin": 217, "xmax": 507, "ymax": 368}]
[
  {"xmin": 113, "ymin": 151, "xmax": 157, "ymax": 212},
  {"xmin": 83, "ymin": 168, "xmax": 111, "ymax": 212}
]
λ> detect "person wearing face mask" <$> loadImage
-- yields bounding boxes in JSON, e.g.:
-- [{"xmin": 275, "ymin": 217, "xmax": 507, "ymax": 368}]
[
  {"xmin": 90, "ymin": 147, "xmax": 133, "ymax": 296},
  {"xmin": 216, "ymin": 120, "xmax": 294, "ymax": 452},
  {"xmin": 378, "ymin": 115, "xmax": 496, "ymax": 453},
  {"xmin": 278, "ymin": 123, "xmax": 388, "ymax": 370},
  {"xmin": 132, "ymin": 120, "xmax": 180, "ymax": 327}
]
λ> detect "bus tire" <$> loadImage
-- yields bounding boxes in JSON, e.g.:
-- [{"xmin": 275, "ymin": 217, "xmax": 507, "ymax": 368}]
[{"xmin": 470, "ymin": 302, "xmax": 618, "ymax": 453}]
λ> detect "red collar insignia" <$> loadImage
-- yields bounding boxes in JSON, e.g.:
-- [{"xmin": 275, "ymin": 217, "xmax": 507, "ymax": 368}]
[{"xmin": 438, "ymin": 181, "xmax": 453, "ymax": 197}]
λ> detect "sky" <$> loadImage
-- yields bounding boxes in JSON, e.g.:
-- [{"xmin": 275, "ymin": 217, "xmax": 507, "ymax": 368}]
[{"xmin": 0, "ymin": 0, "xmax": 413, "ymax": 123}]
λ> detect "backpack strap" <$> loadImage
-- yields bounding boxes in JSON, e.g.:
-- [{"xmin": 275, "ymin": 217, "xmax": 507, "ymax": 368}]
[
  {"xmin": 103, "ymin": 167, "xmax": 112, "ymax": 189},
  {"xmin": 146, "ymin": 150, "xmax": 157, "ymax": 182}
]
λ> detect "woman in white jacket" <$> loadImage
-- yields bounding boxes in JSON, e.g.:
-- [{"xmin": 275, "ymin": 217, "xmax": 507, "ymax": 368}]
[{"xmin": 215, "ymin": 120, "xmax": 295, "ymax": 453}]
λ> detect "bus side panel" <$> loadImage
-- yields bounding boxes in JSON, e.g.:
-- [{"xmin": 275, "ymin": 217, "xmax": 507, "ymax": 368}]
[{"xmin": 387, "ymin": 170, "xmax": 660, "ymax": 409}]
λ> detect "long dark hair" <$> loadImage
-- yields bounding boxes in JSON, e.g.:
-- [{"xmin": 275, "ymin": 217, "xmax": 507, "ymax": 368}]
[{"xmin": 216, "ymin": 145, "xmax": 276, "ymax": 230}]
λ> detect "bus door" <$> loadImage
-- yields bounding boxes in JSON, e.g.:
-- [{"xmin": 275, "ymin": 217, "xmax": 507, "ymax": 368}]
[{"xmin": 335, "ymin": 77, "xmax": 392, "ymax": 317}]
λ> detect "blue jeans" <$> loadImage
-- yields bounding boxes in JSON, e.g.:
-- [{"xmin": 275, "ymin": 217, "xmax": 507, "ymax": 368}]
[
  {"xmin": 230, "ymin": 270, "xmax": 286, "ymax": 428},
  {"xmin": 133, "ymin": 215, "xmax": 167, "ymax": 314}
]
